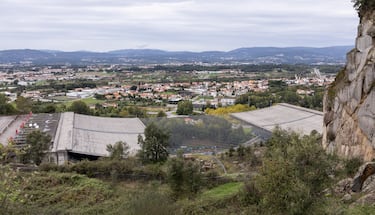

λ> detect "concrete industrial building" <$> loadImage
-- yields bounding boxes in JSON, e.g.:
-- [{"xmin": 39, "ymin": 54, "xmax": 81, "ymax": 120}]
[
  {"xmin": 231, "ymin": 103, "xmax": 323, "ymax": 139},
  {"xmin": 0, "ymin": 113, "xmax": 145, "ymax": 165},
  {"xmin": 51, "ymin": 113, "xmax": 145, "ymax": 165}
]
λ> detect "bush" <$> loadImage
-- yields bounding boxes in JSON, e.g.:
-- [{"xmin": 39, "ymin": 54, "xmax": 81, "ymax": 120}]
[
  {"xmin": 240, "ymin": 181, "xmax": 261, "ymax": 206},
  {"xmin": 39, "ymin": 159, "xmax": 166, "ymax": 181},
  {"xmin": 127, "ymin": 190, "xmax": 177, "ymax": 215},
  {"xmin": 22, "ymin": 130, "xmax": 51, "ymax": 165},
  {"xmin": 352, "ymin": 0, "xmax": 375, "ymax": 16},
  {"xmin": 250, "ymin": 128, "xmax": 336, "ymax": 214},
  {"xmin": 345, "ymin": 157, "xmax": 363, "ymax": 177},
  {"xmin": 176, "ymin": 100, "xmax": 193, "ymax": 115},
  {"xmin": 2, "ymin": 170, "xmax": 114, "ymax": 215},
  {"xmin": 167, "ymin": 157, "xmax": 203, "ymax": 199},
  {"xmin": 202, "ymin": 170, "xmax": 220, "ymax": 188},
  {"xmin": 68, "ymin": 100, "xmax": 91, "ymax": 115}
]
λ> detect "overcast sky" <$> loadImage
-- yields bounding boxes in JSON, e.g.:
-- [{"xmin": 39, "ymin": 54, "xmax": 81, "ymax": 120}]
[{"xmin": 0, "ymin": 0, "xmax": 358, "ymax": 52}]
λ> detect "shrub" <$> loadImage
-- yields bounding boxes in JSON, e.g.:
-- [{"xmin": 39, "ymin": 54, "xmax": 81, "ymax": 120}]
[
  {"xmin": 39, "ymin": 159, "xmax": 166, "ymax": 181},
  {"xmin": 167, "ymin": 157, "xmax": 203, "ymax": 199},
  {"xmin": 127, "ymin": 190, "xmax": 177, "ymax": 215},
  {"xmin": 240, "ymin": 181, "xmax": 261, "ymax": 206},
  {"xmin": 22, "ymin": 130, "xmax": 51, "ymax": 165},
  {"xmin": 176, "ymin": 100, "xmax": 193, "ymax": 115},
  {"xmin": 352, "ymin": 0, "xmax": 375, "ymax": 16},
  {"xmin": 252, "ymin": 128, "xmax": 336, "ymax": 214},
  {"xmin": 345, "ymin": 157, "xmax": 363, "ymax": 177}
]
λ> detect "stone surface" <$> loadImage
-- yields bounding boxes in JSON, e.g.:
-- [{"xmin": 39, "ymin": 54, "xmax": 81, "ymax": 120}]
[
  {"xmin": 358, "ymin": 91, "xmax": 375, "ymax": 143},
  {"xmin": 342, "ymin": 193, "xmax": 352, "ymax": 202},
  {"xmin": 333, "ymin": 178, "xmax": 353, "ymax": 196},
  {"xmin": 324, "ymin": 111, "xmax": 334, "ymax": 126},
  {"xmin": 356, "ymin": 35, "xmax": 373, "ymax": 52},
  {"xmin": 363, "ymin": 65, "xmax": 374, "ymax": 94},
  {"xmin": 323, "ymin": 11, "xmax": 375, "ymax": 161},
  {"xmin": 333, "ymin": 163, "xmax": 375, "ymax": 205},
  {"xmin": 369, "ymin": 26, "xmax": 375, "ymax": 37},
  {"xmin": 349, "ymin": 163, "xmax": 375, "ymax": 205}
]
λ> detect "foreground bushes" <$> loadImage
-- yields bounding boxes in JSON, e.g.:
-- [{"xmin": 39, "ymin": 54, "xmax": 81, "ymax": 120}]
[
  {"xmin": 127, "ymin": 189, "xmax": 178, "ymax": 215},
  {"xmin": 1, "ymin": 169, "xmax": 114, "ymax": 215},
  {"xmin": 241, "ymin": 128, "xmax": 338, "ymax": 214},
  {"xmin": 39, "ymin": 159, "xmax": 166, "ymax": 181},
  {"xmin": 4, "ymin": 126, "xmax": 373, "ymax": 214}
]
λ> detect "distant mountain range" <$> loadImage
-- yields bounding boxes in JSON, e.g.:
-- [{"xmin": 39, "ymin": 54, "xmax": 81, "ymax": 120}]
[{"xmin": 0, "ymin": 46, "xmax": 353, "ymax": 65}]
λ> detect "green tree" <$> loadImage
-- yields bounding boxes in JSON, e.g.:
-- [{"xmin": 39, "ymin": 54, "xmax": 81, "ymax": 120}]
[
  {"xmin": 167, "ymin": 154, "xmax": 202, "ymax": 199},
  {"xmin": 176, "ymin": 100, "xmax": 193, "ymax": 115},
  {"xmin": 15, "ymin": 96, "xmax": 32, "ymax": 114},
  {"xmin": 183, "ymin": 160, "xmax": 202, "ymax": 197},
  {"xmin": 156, "ymin": 110, "xmax": 167, "ymax": 117},
  {"xmin": 167, "ymin": 156, "xmax": 185, "ymax": 197},
  {"xmin": 138, "ymin": 123, "xmax": 169, "ymax": 163},
  {"xmin": 68, "ymin": 100, "xmax": 91, "ymax": 115},
  {"xmin": 106, "ymin": 141, "xmax": 129, "ymax": 160},
  {"xmin": 0, "ymin": 142, "xmax": 19, "ymax": 164},
  {"xmin": 255, "ymin": 128, "xmax": 335, "ymax": 214},
  {"xmin": 0, "ymin": 166, "xmax": 27, "ymax": 214},
  {"xmin": 127, "ymin": 106, "xmax": 146, "ymax": 118},
  {"xmin": 0, "ymin": 94, "xmax": 16, "ymax": 115},
  {"xmin": 22, "ymin": 130, "xmax": 51, "ymax": 165},
  {"xmin": 42, "ymin": 104, "xmax": 57, "ymax": 113}
]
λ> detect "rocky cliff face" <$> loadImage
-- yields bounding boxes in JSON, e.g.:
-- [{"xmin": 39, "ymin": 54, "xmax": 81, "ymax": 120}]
[{"xmin": 322, "ymin": 11, "xmax": 375, "ymax": 161}]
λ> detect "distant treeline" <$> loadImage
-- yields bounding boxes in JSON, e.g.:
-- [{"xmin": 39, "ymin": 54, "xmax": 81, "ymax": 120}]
[
  {"xmin": 129, "ymin": 64, "xmax": 342, "ymax": 74},
  {"xmin": 236, "ymin": 80, "xmax": 325, "ymax": 111}
]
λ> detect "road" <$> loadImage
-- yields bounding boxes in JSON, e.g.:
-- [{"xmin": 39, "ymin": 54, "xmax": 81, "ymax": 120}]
[{"xmin": 0, "ymin": 115, "xmax": 27, "ymax": 145}]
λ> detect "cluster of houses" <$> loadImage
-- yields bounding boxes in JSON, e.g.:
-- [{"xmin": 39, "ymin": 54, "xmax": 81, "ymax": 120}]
[{"xmin": 0, "ymin": 65, "xmax": 335, "ymax": 108}]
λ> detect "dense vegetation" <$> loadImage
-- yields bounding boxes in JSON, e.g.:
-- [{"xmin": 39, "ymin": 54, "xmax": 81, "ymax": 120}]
[
  {"xmin": 205, "ymin": 104, "xmax": 255, "ymax": 115},
  {"xmin": 20, "ymin": 130, "xmax": 51, "ymax": 165},
  {"xmin": 249, "ymin": 129, "xmax": 336, "ymax": 214},
  {"xmin": 138, "ymin": 122, "xmax": 170, "ymax": 163},
  {"xmin": 0, "ymin": 94, "xmax": 17, "ymax": 115},
  {"xmin": 133, "ymin": 64, "xmax": 341, "ymax": 75},
  {"xmin": 235, "ymin": 81, "xmax": 325, "ymax": 110},
  {"xmin": 2, "ymin": 127, "xmax": 374, "ymax": 214},
  {"xmin": 353, "ymin": 0, "xmax": 375, "ymax": 16},
  {"xmin": 176, "ymin": 100, "xmax": 193, "ymax": 115}
]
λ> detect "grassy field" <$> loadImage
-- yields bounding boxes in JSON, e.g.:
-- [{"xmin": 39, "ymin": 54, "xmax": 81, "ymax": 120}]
[
  {"xmin": 54, "ymin": 97, "xmax": 106, "ymax": 107},
  {"xmin": 200, "ymin": 182, "xmax": 243, "ymax": 200}
]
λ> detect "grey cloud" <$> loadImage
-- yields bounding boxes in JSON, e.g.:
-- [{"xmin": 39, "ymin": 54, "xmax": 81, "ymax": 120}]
[{"xmin": 0, "ymin": 0, "xmax": 358, "ymax": 51}]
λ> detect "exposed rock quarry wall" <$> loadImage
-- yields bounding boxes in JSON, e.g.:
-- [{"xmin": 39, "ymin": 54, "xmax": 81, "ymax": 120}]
[{"xmin": 322, "ymin": 11, "xmax": 375, "ymax": 161}]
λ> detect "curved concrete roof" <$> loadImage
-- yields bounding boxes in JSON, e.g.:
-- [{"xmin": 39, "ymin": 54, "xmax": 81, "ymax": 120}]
[
  {"xmin": 52, "ymin": 112, "xmax": 145, "ymax": 157},
  {"xmin": 231, "ymin": 103, "xmax": 323, "ymax": 135}
]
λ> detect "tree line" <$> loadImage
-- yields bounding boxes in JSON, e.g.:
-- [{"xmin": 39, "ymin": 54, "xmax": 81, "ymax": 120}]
[{"xmin": 235, "ymin": 80, "xmax": 325, "ymax": 110}]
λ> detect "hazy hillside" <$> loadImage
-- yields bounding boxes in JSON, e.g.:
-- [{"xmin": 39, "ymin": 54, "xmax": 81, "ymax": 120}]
[{"xmin": 0, "ymin": 46, "xmax": 352, "ymax": 65}]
